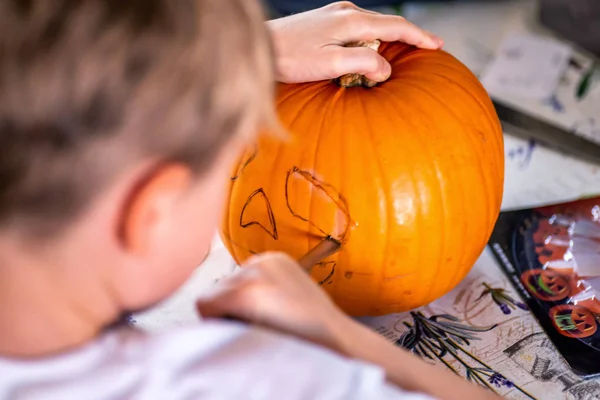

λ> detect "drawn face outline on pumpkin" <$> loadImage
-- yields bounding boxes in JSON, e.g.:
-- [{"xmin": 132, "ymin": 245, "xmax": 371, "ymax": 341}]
[
  {"xmin": 228, "ymin": 150, "xmax": 350, "ymax": 282},
  {"xmin": 228, "ymin": 139, "xmax": 352, "ymax": 245}
]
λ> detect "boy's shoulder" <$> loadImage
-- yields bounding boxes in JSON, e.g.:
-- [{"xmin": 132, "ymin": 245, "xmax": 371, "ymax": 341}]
[{"xmin": 0, "ymin": 321, "xmax": 430, "ymax": 400}]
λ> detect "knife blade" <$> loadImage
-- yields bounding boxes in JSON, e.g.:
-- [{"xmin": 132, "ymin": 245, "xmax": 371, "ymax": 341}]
[{"xmin": 492, "ymin": 99, "xmax": 600, "ymax": 166}]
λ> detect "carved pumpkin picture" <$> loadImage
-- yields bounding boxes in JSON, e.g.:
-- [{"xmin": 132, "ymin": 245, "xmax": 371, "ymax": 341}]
[
  {"xmin": 549, "ymin": 304, "xmax": 598, "ymax": 339},
  {"xmin": 220, "ymin": 41, "xmax": 504, "ymax": 316},
  {"xmin": 521, "ymin": 268, "xmax": 571, "ymax": 302}
]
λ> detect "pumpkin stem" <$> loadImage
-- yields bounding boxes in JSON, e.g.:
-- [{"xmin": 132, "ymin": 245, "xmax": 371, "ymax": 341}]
[{"xmin": 335, "ymin": 40, "xmax": 381, "ymax": 88}]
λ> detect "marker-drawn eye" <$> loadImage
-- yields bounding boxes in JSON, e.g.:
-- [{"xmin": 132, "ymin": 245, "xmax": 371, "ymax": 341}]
[
  {"xmin": 240, "ymin": 188, "xmax": 278, "ymax": 240},
  {"xmin": 285, "ymin": 166, "xmax": 351, "ymax": 243}
]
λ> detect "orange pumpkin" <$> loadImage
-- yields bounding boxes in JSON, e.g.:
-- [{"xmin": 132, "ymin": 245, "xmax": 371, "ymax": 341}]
[{"xmin": 220, "ymin": 41, "xmax": 504, "ymax": 316}]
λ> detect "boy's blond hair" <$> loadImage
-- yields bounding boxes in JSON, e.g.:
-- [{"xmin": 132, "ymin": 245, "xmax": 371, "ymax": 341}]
[{"xmin": 0, "ymin": 0, "xmax": 278, "ymax": 236}]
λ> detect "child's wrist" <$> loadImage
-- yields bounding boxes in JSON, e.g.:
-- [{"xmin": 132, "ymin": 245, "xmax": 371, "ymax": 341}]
[{"xmin": 326, "ymin": 313, "xmax": 380, "ymax": 359}]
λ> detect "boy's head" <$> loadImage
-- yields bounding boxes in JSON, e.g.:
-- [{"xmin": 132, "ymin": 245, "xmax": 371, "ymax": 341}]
[{"xmin": 0, "ymin": 0, "xmax": 277, "ymax": 316}]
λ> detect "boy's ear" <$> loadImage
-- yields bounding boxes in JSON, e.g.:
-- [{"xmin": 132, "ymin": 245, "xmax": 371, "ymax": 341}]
[{"xmin": 120, "ymin": 163, "xmax": 192, "ymax": 254}]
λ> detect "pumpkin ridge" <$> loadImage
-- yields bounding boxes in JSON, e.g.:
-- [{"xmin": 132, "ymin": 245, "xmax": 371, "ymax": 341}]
[
  {"xmin": 402, "ymin": 79, "xmax": 492, "ymax": 291},
  {"xmin": 408, "ymin": 77, "xmax": 504, "ymax": 294},
  {"xmin": 334, "ymin": 93, "xmax": 348, "ymax": 303},
  {"xmin": 402, "ymin": 76, "xmax": 493, "ymax": 222},
  {"xmin": 398, "ymin": 57, "xmax": 500, "ymax": 143},
  {"xmin": 306, "ymin": 83, "xmax": 342, "ymax": 275},
  {"xmin": 276, "ymin": 81, "xmax": 328, "ymax": 105},
  {"xmin": 425, "ymin": 67, "xmax": 505, "ymax": 195},
  {"xmin": 377, "ymin": 83, "xmax": 452, "ymax": 306},
  {"xmin": 354, "ymin": 91, "xmax": 390, "ymax": 314},
  {"xmin": 426, "ymin": 69, "xmax": 504, "ymax": 213},
  {"xmin": 279, "ymin": 86, "xmax": 332, "ymax": 129},
  {"xmin": 274, "ymin": 84, "xmax": 331, "ymax": 255},
  {"xmin": 384, "ymin": 47, "xmax": 426, "ymax": 75},
  {"xmin": 406, "ymin": 54, "xmax": 477, "ymax": 77}
]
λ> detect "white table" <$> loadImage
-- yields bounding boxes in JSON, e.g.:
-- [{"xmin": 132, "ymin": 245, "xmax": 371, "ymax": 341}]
[{"xmin": 134, "ymin": 1, "xmax": 600, "ymax": 398}]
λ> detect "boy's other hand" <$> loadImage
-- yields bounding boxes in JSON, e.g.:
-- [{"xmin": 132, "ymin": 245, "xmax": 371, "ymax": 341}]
[
  {"xmin": 267, "ymin": 1, "xmax": 443, "ymax": 84},
  {"xmin": 196, "ymin": 252, "xmax": 351, "ymax": 351}
]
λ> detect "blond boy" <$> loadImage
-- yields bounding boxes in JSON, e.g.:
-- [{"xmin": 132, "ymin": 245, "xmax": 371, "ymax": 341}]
[{"xmin": 0, "ymin": 1, "xmax": 499, "ymax": 399}]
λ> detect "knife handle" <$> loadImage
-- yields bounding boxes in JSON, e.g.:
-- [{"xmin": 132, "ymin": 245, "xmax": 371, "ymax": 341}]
[{"xmin": 297, "ymin": 236, "xmax": 342, "ymax": 272}]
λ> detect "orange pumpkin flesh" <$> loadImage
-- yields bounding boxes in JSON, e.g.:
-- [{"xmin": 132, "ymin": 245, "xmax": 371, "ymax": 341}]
[{"xmin": 221, "ymin": 42, "xmax": 504, "ymax": 316}]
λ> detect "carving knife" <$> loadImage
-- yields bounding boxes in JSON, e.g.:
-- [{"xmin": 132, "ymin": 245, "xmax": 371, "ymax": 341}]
[
  {"xmin": 297, "ymin": 236, "xmax": 342, "ymax": 272},
  {"xmin": 492, "ymin": 98, "xmax": 600, "ymax": 166}
]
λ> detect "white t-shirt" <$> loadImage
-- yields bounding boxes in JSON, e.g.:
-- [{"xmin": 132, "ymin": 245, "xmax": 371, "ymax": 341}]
[{"xmin": 0, "ymin": 321, "xmax": 435, "ymax": 400}]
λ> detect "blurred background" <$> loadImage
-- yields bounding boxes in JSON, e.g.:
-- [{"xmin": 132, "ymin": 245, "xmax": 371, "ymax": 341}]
[{"xmin": 266, "ymin": 0, "xmax": 501, "ymax": 15}]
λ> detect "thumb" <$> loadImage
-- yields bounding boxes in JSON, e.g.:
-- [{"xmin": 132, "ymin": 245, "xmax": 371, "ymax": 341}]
[{"xmin": 329, "ymin": 46, "xmax": 392, "ymax": 83}]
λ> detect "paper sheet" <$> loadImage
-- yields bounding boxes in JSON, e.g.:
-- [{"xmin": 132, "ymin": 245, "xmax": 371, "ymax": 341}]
[
  {"xmin": 501, "ymin": 134, "xmax": 600, "ymax": 211},
  {"xmin": 480, "ymin": 34, "xmax": 573, "ymax": 100}
]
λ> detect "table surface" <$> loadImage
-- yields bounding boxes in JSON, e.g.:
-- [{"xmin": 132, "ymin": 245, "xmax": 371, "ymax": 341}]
[{"xmin": 133, "ymin": 1, "xmax": 600, "ymax": 399}]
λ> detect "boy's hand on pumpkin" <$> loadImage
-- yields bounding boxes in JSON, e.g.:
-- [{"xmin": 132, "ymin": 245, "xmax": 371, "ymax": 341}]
[
  {"xmin": 196, "ymin": 251, "xmax": 350, "ymax": 351},
  {"xmin": 266, "ymin": 1, "xmax": 443, "ymax": 84}
]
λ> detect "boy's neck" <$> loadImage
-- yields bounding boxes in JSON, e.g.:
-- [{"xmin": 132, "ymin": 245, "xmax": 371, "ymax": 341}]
[{"xmin": 0, "ymin": 239, "xmax": 121, "ymax": 359}]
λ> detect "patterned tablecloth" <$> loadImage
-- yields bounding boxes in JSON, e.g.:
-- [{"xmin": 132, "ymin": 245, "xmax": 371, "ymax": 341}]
[
  {"xmin": 134, "ymin": 1, "xmax": 600, "ymax": 399},
  {"xmin": 358, "ymin": 248, "xmax": 600, "ymax": 400}
]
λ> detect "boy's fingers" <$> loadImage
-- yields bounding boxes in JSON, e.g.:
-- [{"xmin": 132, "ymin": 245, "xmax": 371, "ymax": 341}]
[
  {"xmin": 196, "ymin": 297, "xmax": 230, "ymax": 319},
  {"xmin": 343, "ymin": 13, "xmax": 442, "ymax": 49},
  {"xmin": 328, "ymin": 47, "xmax": 392, "ymax": 82},
  {"xmin": 196, "ymin": 284, "xmax": 253, "ymax": 321},
  {"xmin": 197, "ymin": 299, "xmax": 246, "ymax": 321}
]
